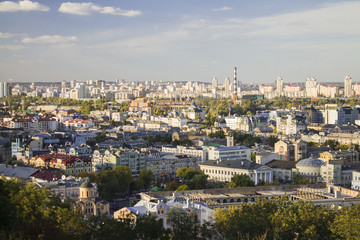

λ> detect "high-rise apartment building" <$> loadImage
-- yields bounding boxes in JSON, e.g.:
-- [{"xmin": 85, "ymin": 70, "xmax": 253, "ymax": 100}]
[
  {"xmin": 0, "ymin": 82, "xmax": 3, "ymax": 98},
  {"xmin": 224, "ymin": 77, "xmax": 230, "ymax": 92},
  {"xmin": 305, "ymin": 77, "xmax": 318, "ymax": 98},
  {"xmin": 0, "ymin": 82, "xmax": 9, "ymax": 98},
  {"xmin": 344, "ymin": 75, "xmax": 352, "ymax": 97},
  {"xmin": 212, "ymin": 77, "xmax": 218, "ymax": 89},
  {"xmin": 276, "ymin": 77, "xmax": 283, "ymax": 92}
]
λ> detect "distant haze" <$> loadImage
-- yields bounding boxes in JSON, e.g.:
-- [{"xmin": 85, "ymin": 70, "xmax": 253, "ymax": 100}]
[{"xmin": 0, "ymin": 0, "xmax": 359, "ymax": 83}]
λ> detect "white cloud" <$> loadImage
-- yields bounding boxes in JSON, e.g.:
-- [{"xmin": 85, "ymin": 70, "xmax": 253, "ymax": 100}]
[
  {"xmin": 0, "ymin": 45, "xmax": 25, "ymax": 50},
  {"xmin": 0, "ymin": 0, "xmax": 49, "ymax": 12},
  {"xmin": 172, "ymin": 1, "xmax": 360, "ymax": 46},
  {"xmin": 58, "ymin": 2, "xmax": 141, "ymax": 16},
  {"xmin": 0, "ymin": 32, "xmax": 15, "ymax": 38},
  {"xmin": 212, "ymin": 6, "xmax": 232, "ymax": 12},
  {"xmin": 244, "ymin": 2, "xmax": 360, "ymax": 36},
  {"xmin": 22, "ymin": 35, "xmax": 77, "ymax": 44}
]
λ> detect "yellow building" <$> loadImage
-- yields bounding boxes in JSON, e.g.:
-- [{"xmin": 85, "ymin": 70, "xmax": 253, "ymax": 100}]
[
  {"xmin": 129, "ymin": 98, "xmax": 152, "ymax": 114},
  {"xmin": 75, "ymin": 181, "xmax": 110, "ymax": 216}
]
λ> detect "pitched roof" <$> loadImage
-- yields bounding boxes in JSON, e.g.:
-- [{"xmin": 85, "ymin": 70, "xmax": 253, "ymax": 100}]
[
  {"xmin": 0, "ymin": 164, "xmax": 38, "ymax": 179},
  {"xmin": 266, "ymin": 160, "xmax": 297, "ymax": 170}
]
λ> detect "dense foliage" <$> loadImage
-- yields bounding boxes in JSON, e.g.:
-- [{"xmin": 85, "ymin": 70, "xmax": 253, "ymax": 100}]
[
  {"xmin": 171, "ymin": 138, "xmax": 193, "ymax": 146},
  {"xmin": 213, "ymin": 197, "xmax": 357, "ymax": 240},
  {"xmin": 2, "ymin": 177, "xmax": 360, "ymax": 239},
  {"xmin": 176, "ymin": 167, "xmax": 208, "ymax": 190},
  {"xmin": 78, "ymin": 166, "xmax": 133, "ymax": 200},
  {"xmin": 226, "ymin": 174, "xmax": 255, "ymax": 188},
  {"xmin": 0, "ymin": 177, "xmax": 169, "ymax": 240},
  {"xmin": 233, "ymin": 132, "xmax": 262, "ymax": 147}
]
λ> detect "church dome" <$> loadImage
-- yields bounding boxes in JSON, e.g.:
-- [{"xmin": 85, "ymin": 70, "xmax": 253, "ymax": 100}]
[
  {"xmin": 296, "ymin": 156, "xmax": 325, "ymax": 167},
  {"xmin": 80, "ymin": 181, "xmax": 94, "ymax": 189}
]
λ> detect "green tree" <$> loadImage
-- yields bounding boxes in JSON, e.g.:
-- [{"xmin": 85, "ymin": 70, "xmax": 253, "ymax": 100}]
[
  {"xmin": 293, "ymin": 173, "xmax": 310, "ymax": 185},
  {"xmin": 307, "ymin": 141, "xmax": 319, "ymax": 148},
  {"xmin": 176, "ymin": 167, "xmax": 208, "ymax": 190},
  {"xmin": 267, "ymin": 135, "xmax": 279, "ymax": 147},
  {"xmin": 85, "ymin": 214, "xmax": 135, "ymax": 240},
  {"xmin": 189, "ymin": 174, "xmax": 208, "ymax": 189},
  {"xmin": 167, "ymin": 207, "xmax": 200, "ymax": 240},
  {"xmin": 251, "ymin": 152, "xmax": 256, "ymax": 162},
  {"xmin": 246, "ymin": 110, "xmax": 254, "ymax": 116},
  {"xmin": 136, "ymin": 169, "xmax": 154, "ymax": 191},
  {"xmin": 209, "ymin": 130, "xmax": 225, "ymax": 139},
  {"xmin": 134, "ymin": 214, "xmax": 170, "ymax": 240},
  {"xmin": 226, "ymin": 174, "xmax": 255, "ymax": 188},
  {"xmin": 271, "ymin": 201, "xmax": 334, "ymax": 240},
  {"xmin": 98, "ymin": 166, "xmax": 133, "ymax": 200},
  {"xmin": 214, "ymin": 198, "xmax": 278, "ymax": 239},
  {"xmin": 166, "ymin": 180, "xmax": 180, "ymax": 191},
  {"xmin": 331, "ymin": 204, "xmax": 360, "ymax": 239},
  {"xmin": 176, "ymin": 185, "xmax": 190, "ymax": 191},
  {"xmin": 321, "ymin": 140, "xmax": 340, "ymax": 150}
]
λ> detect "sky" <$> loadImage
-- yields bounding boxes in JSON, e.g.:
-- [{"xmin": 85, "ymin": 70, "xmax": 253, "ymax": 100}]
[{"xmin": 0, "ymin": 0, "xmax": 359, "ymax": 84}]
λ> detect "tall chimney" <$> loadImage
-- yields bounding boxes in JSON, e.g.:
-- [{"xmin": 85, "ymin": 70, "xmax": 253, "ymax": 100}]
[{"xmin": 233, "ymin": 67, "xmax": 237, "ymax": 105}]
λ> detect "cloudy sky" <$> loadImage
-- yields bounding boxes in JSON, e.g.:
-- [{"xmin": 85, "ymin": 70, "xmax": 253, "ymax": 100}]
[{"xmin": 0, "ymin": 0, "xmax": 359, "ymax": 84}]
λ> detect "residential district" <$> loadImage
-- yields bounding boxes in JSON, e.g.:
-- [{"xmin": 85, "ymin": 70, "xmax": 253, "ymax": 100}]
[{"xmin": 2, "ymin": 74, "xmax": 360, "ymax": 239}]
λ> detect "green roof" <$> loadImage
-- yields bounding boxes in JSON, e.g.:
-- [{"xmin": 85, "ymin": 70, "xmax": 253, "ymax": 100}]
[{"xmin": 203, "ymin": 142, "xmax": 222, "ymax": 147}]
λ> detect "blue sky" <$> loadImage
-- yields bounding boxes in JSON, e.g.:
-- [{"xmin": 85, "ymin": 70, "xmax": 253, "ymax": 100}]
[{"xmin": 0, "ymin": 0, "xmax": 359, "ymax": 84}]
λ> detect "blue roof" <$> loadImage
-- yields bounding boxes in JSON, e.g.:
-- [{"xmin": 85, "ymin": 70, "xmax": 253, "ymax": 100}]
[
  {"xmin": 0, "ymin": 164, "xmax": 38, "ymax": 179},
  {"xmin": 127, "ymin": 206, "xmax": 149, "ymax": 215},
  {"xmin": 217, "ymin": 146, "xmax": 248, "ymax": 151},
  {"xmin": 296, "ymin": 156, "xmax": 325, "ymax": 167}
]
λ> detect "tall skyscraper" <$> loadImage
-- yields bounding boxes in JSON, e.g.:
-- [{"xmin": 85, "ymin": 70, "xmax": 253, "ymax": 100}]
[
  {"xmin": 305, "ymin": 77, "xmax": 318, "ymax": 98},
  {"xmin": 212, "ymin": 77, "xmax": 218, "ymax": 89},
  {"xmin": 71, "ymin": 80, "xmax": 77, "ymax": 88},
  {"xmin": 224, "ymin": 77, "xmax": 230, "ymax": 92},
  {"xmin": 78, "ymin": 83, "xmax": 86, "ymax": 99},
  {"xmin": 0, "ymin": 82, "xmax": 3, "ymax": 98},
  {"xmin": 276, "ymin": 77, "xmax": 283, "ymax": 92},
  {"xmin": 344, "ymin": 75, "xmax": 352, "ymax": 97},
  {"xmin": 3, "ymin": 82, "xmax": 8, "ymax": 97}
]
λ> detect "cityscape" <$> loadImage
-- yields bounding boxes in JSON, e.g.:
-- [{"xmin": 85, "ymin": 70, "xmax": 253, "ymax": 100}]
[{"xmin": 1, "ymin": 0, "xmax": 360, "ymax": 239}]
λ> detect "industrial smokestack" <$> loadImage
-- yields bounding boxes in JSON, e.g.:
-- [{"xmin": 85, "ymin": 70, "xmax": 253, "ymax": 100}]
[{"xmin": 233, "ymin": 67, "xmax": 237, "ymax": 105}]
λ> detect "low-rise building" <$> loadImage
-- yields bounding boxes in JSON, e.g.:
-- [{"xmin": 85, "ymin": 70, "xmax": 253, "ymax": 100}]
[
  {"xmin": 30, "ymin": 153, "xmax": 92, "ymax": 175},
  {"xmin": 146, "ymin": 154, "xmax": 200, "ymax": 179},
  {"xmin": 274, "ymin": 139, "xmax": 307, "ymax": 161},
  {"xmin": 293, "ymin": 156, "xmax": 325, "ymax": 183},
  {"xmin": 199, "ymin": 160, "xmax": 273, "ymax": 185},
  {"xmin": 9, "ymin": 116, "xmax": 57, "ymax": 131},
  {"xmin": 206, "ymin": 146, "xmax": 251, "ymax": 161},
  {"xmin": 265, "ymin": 160, "xmax": 296, "ymax": 182},
  {"xmin": 75, "ymin": 181, "xmax": 110, "ymax": 216},
  {"xmin": 182, "ymin": 103, "xmax": 206, "ymax": 120},
  {"xmin": 114, "ymin": 194, "xmax": 213, "ymax": 228},
  {"xmin": 92, "ymin": 149, "xmax": 146, "ymax": 176},
  {"xmin": 351, "ymin": 170, "xmax": 360, "ymax": 190}
]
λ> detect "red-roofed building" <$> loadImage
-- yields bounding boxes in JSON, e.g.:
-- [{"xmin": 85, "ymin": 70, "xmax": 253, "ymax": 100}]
[
  {"xmin": 8, "ymin": 116, "xmax": 57, "ymax": 131},
  {"xmin": 63, "ymin": 119, "xmax": 95, "ymax": 130},
  {"xmin": 30, "ymin": 153, "xmax": 92, "ymax": 175}
]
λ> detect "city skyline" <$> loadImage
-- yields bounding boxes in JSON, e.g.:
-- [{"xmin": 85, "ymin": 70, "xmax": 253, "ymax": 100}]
[{"xmin": 0, "ymin": 0, "xmax": 359, "ymax": 83}]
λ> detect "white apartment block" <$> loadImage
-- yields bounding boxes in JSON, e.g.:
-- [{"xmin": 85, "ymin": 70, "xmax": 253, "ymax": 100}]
[
  {"xmin": 199, "ymin": 160, "xmax": 273, "ymax": 185},
  {"xmin": 206, "ymin": 146, "xmax": 251, "ymax": 161},
  {"xmin": 9, "ymin": 116, "xmax": 57, "ymax": 131}
]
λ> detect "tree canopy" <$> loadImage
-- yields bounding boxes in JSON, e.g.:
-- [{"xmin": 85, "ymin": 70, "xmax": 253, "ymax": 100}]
[
  {"xmin": 176, "ymin": 167, "xmax": 208, "ymax": 190},
  {"xmin": 226, "ymin": 174, "xmax": 255, "ymax": 188}
]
